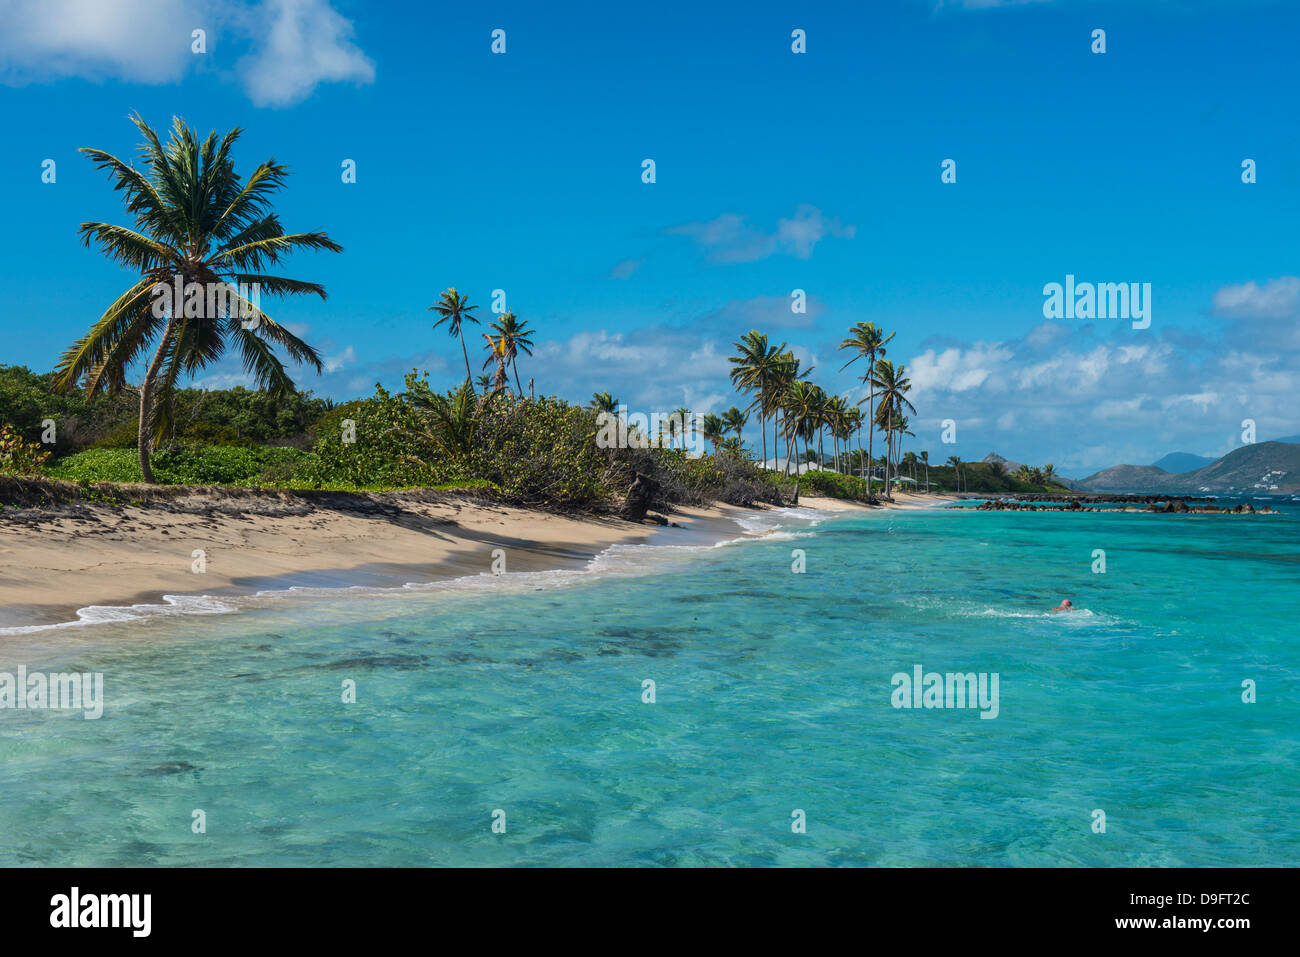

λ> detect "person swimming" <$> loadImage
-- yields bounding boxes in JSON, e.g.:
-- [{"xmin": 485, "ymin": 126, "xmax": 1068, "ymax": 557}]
[{"xmin": 1049, "ymin": 599, "xmax": 1074, "ymax": 613}]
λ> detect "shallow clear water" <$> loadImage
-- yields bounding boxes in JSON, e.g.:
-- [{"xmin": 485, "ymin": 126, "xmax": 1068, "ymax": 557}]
[{"xmin": 1, "ymin": 504, "xmax": 1297, "ymax": 866}]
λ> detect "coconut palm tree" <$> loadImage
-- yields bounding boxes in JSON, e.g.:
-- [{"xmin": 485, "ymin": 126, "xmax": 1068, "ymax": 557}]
[
  {"xmin": 807, "ymin": 385, "xmax": 830, "ymax": 469},
  {"xmin": 781, "ymin": 380, "xmax": 821, "ymax": 470},
  {"xmin": 728, "ymin": 331, "xmax": 786, "ymax": 465},
  {"xmin": 870, "ymin": 359, "xmax": 915, "ymax": 499},
  {"xmin": 480, "ymin": 331, "xmax": 509, "ymax": 392},
  {"xmin": 590, "ymin": 391, "xmax": 619, "ymax": 414},
  {"xmin": 839, "ymin": 322, "xmax": 895, "ymax": 488},
  {"xmin": 489, "ymin": 311, "xmax": 534, "ymax": 394},
  {"xmin": 52, "ymin": 114, "xmax": 340, "ymax": 484},
  {"xmin": 702, "ymin": 413, "xmax": 725, "ymax": 450},
  {"xmin": 826, "ymin": 394, "xmax": 852, "ymax": 472},
  {"xmin": 842, "ymin": 405, "xmax": 864, "ymax": 477},
  {"xmin": 672, "ymin": 406, "xmax": 691, "ymax": 451},
  {"xmin": 772, "ymin": 352, "xmax": 814, "ymax": 474},
  {"xmin": 721, "ymin": 406, "xmax": 748, "ymax": 445},
  {"xmin": 429, "ymin": 288, "xmax": 480, "ymax": 383},
  {"xmin": 902, "ymin": 450, "xmax": 918, "ymax": 482},
  {"xmin": 920, "ymin": 450, "xmax": 930, "ymax": 492},
  {"xmin": 1043, "ymin": 463, "xmax": 1058, "ymax": 486},
  {"xmin": 476, "ymin": 373, "xmax": 492, "ymax": 392},
  {"xmin": 403, "ymin": 379, "xmax": 478, "ymax": 464},
  {"xmin": 946, "ymin": 455, "xmax": 964, "ymax": 493}
]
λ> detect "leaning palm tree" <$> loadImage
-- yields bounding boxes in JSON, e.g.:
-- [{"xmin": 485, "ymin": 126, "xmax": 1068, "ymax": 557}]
[
  {"xmin": 839, "ymin": 322, "xmax": 895, "ymax": 488},
  {"xmin": 920, "ymin": 450, "xmax": 930, "ymax": 492},
  {"xmin": 489, "ymin": 311, "xmax": 534, "ymax": 394},
  {"xmin": 53, "ymin": 114, "xmax": 340, "ymax": 484},
  {"xmin": 429, "ymin": 288, "xmax": 480, "ymax": 383},
  {"xmin": 728, "ymin": 330, "xmax": 786, "ymax": 465}
]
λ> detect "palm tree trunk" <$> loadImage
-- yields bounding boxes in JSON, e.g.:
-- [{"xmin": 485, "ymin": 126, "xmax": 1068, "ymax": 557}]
[
  {"xmin": 867, "ymin": 381, "xmax": 876, "ymax": 494},
  {"xmin": 137, "ymin": 316, "xmax": 178, "ymax": 484},
  {"xmin": 512, "ymin": 360, "xmax": 522, "ymax": 395},
  {"xmin": 458, "ymin": 328, "xmax": 472, "ymax": 383}
]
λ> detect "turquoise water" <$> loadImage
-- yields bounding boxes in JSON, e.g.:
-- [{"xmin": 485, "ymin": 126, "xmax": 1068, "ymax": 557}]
[{"xmin": 1, "ymin": 503, "xmax": 1297, "ymax": 866}]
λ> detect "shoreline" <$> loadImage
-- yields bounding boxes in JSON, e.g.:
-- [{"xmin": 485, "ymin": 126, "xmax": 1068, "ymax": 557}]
[
  {"xmin": 0, "ymin": 483, "xmax": 957, "ymax": 634},
  {"xmin": 0, "ymin": 490, "xmax": 767, "ymax": 632}
]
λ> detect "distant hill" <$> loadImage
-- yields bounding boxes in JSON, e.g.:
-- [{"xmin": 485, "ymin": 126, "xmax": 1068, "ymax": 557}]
[
  {"xmin": 1171, "ymin": 441, "xmax": 1300, "ymax": 492},
  {"xmin": 1078, "ymin": 441, "xmax": 1300, "ymax": 492},
  {"xmin": 1151, "ymin": 451, "xmax": 1215, "ymax": 473},
  {"xmin": 1273, "ymin": 434, "xmax": 1300, "ymax": 445},
  {"xmin": 1075, "ymin": 464, "xmax": 1172, "ymax": 492}
]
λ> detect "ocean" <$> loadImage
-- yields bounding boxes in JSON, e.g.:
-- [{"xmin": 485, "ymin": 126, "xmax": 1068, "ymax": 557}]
[{"xmin": 2, "ymin": 500, "xmax": 1297, "ymax": 866}]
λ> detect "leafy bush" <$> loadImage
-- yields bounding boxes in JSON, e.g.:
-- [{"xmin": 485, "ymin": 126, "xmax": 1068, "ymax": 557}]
[
  {"xmin": 47, "ymin": 445, "xmax": 314, "ymax": 486},
  {"xmin": 0, "ymin": 423, "xmax": 51, "ymax": 475},
  {"xmin": 799, "ymin": 468, "xmax": 875, "ymax": 502},
  {"xmin": 470, "ymin": 392, "xmax": 611, "ymax": 505},
  {"xmin": 301, "ymin": 383, "xmax": 459, "ymax": 489}
]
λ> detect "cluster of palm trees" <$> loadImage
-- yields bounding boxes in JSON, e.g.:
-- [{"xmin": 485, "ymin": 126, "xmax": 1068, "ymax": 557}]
[
  {"xmin": 588, "ymin": 392, "xmax": 751, "ymax": 453},
  {"xmin": 727, "ymin": 333, "xmax": 866, "ymax": 473},
  {"xmin": 1015, "ymin": 463, "xmax": 1058, "ymax": 486},
  {"xmin": 726, "ymin": 324, "xmax": 917, "ymax": 496},
  {"xmin": 428, "ymin": 288, "xmax": 535, "ymax": 396}
]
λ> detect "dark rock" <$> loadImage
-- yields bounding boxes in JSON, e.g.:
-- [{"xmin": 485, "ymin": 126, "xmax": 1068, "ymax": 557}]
[{"xmin": 621, "ymin": 472, "xmax": 657, "ymax": 522}]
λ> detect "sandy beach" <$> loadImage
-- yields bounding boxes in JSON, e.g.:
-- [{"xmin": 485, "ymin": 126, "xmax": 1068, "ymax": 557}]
[
  {"xmin": 0, "ymin": 480, "xmax": 959, "ymax": 630},
  {"xmin": 799, "ymin": 491, "xmax": 958, "ymax": 511},
  {"xmin": 0, "ymin": 488, "xmax": 758, "ymax": 629}
]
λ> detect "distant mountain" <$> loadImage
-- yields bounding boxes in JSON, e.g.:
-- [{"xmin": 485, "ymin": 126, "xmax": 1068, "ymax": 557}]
[
  {"xmin": 1151, "ymin": 451, "xmax": 1215, "ymax": 473},
  {"xmin": 982, "ymin": 452, "xmax": 1022, "ymax": 474},
  {"xmin": 1078, "ymin": 441, "xmax": 1300, "ymax": 493},
  {"xmin": 1273, "ymin": 434, "xmax": 1300, "ymax": 445},
  {"xmin": 1075, "ymin": 464, "xmax": 1172, "ymax": 492}
]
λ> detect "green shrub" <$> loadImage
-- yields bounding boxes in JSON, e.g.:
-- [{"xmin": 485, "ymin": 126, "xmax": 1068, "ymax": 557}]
[
  {"xmin": 47, "ymin": 445, "xmax": 314, "ymax": 486},
  {"xmin": 470, "ymin": 393, "xmax": 611, "ymax": 505},
  {"xmin": 799, "ymin": 468, "xmax": 875, "ymax": 502},
  {"xmin": 0, "ymin": 423, "xmax": 51, "ymax": 475},
  {"xmin": 302, "ymin": 384, "xmax": 459, "ymax": 489}
]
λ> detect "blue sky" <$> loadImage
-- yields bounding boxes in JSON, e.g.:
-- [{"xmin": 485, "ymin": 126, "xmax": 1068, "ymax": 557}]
[{"xmin": 1, "ymin": 0, "xmax": 1298, "ymax": 474}]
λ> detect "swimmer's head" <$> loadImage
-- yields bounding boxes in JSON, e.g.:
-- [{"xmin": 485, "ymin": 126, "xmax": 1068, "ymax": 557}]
[{"xmin": 1059, "ymin": 599, "xmax": 1073, "ymax": 609}]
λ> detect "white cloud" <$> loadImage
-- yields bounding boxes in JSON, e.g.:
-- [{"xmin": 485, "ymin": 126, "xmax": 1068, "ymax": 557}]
[
  {"xmin": 905, "ymin": 315, "xmax": 1300, "ymax": 475},
  {"xmin": 238, "ymin": 0, "xmax": 374, "ymax": 108},
  {"xmin": 910, "ymin": 343, "xmax": 1013, "ymax": 392},
  {"xmin": 668, "ymin": 205, "xmax": 856, "ymax": 263},
  {"xmin": 0, "ymin": 0, "xmax": 204, "ymax": 84},
  {"xmin": 322, "ymin": 344, "xmax": 356, "ymax": 373},
  {"xmin": 0, "ymin": 0, "xmax": 374, "ymax": 106},
  {"xmin": 1212, "ymin": 276, "xmax": 1300, "ymax": 320}
]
